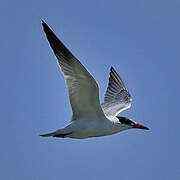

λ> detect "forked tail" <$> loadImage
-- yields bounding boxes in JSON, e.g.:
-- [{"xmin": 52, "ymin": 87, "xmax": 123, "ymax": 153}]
[
  {"xmin": 40, "ymin": 131, "xmax": 72, "ymax": 138},
  {"xmin": 40, "ymin": 131, "xmax": 57, "ymax": 137}
]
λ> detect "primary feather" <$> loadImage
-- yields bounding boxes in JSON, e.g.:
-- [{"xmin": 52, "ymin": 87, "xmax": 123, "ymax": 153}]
[
  {"xmin": 101, "ymin": 67, "xmax": 132, "ymax": 117},
  {"xmin": 42, "ymin": 21, "xmax": 105, "ymax": 120}
]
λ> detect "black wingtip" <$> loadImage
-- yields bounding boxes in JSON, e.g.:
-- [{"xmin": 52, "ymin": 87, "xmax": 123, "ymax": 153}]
[
  {"xmin": 41, "ymin": 20, "xmax": 53, "ymax": 35},
  {"xmin": 41, "ymin": 20, "xmax": 75, "ymax": 60},
  {"xmin": 110, "ymin": 66, "xmax": 117, "ymax": 77},
  {"xmin": 41, "ymin": 20, "xmax": 49, "ymax": 31},
  {"xmin": 110, "ymin": 66, "xmax": 115, "ymax": 72},
  {"xmin": 41, "ymin": 19, "xmax": 45, "ymax": 26}
]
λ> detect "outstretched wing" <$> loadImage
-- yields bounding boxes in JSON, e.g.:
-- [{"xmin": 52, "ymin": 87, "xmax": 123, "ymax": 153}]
[
  {"xmin": 101, "ymin": 67, "xmax": 132, "ymax": 117},
  {"xmin": 42, "ymin": 21, "xmax": 105, "ymax": 120}
]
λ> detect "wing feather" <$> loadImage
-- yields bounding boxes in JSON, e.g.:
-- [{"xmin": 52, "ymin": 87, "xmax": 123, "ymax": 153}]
[
  {"xmin": 101, "ymin": 67, "xmax": 132, "ymax": 117},
  {"xmin": 42, "ymin": 21, "xmax": 105, "ymax": 120}
]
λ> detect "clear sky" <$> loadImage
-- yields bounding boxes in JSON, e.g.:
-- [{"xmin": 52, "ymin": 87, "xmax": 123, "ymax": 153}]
[{"xmin": 1, "ymin": 0, "xmax": 180, "ymax": 179}]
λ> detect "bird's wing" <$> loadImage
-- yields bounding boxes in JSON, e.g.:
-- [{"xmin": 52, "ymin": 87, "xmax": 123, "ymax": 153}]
[
  {"xmin": 101, "ymin": 67, "xmax": 132, "ymax": 117},
  {"xmin": 42, "ymin": 21, "xmax": 105, "ymax": 121}
]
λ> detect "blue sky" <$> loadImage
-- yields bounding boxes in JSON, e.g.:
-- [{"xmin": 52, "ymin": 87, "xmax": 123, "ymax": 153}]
[{"xmin": 1, "ymin": 0, "xmax": 180, "ymax": 179}]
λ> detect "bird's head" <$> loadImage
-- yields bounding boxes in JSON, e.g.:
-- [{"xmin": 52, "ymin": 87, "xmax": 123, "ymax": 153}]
[{"xmin": 117, "ymin": 116, "xmax": 149, "ymax": 130}]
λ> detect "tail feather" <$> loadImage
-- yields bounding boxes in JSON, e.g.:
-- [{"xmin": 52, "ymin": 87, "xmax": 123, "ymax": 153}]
[
  {"xmin": 40, "ymin": 131, "xmax": 72, "ymax": 138},
  {"xmin": 40, "ymin": 131, "xmax": 57, "ymax": 137}
]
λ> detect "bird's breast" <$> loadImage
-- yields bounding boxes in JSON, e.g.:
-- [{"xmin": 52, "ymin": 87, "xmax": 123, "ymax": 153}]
[{"xmin": 67, "ymin": 119, "xmax": 121, "ymax": 139}]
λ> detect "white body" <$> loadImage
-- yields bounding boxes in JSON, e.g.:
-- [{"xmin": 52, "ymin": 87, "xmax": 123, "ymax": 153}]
[{"xmin": 53, "ymin": 117, "xmax": 130, "ymax": 139}]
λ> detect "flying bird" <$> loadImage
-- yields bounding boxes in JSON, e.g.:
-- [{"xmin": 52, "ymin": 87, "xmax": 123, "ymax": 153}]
[{"xmin": 40, "ymin": 20, "xmax": 149, "ymax": 139}]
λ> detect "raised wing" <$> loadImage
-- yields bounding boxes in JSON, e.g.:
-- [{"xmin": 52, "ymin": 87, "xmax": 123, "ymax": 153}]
[
  {"xmin": 101, "ymin": 67, "xmax": 132, "ymax": 117},
  {"xmin": 42, "ymin": 21, "xmax": 105, "ymax": 121}
]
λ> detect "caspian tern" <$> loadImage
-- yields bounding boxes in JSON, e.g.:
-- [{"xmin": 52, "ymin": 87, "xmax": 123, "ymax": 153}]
[{"xmin": 40, "ymin": 20, "xmax": 149, "ymax": 139}]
